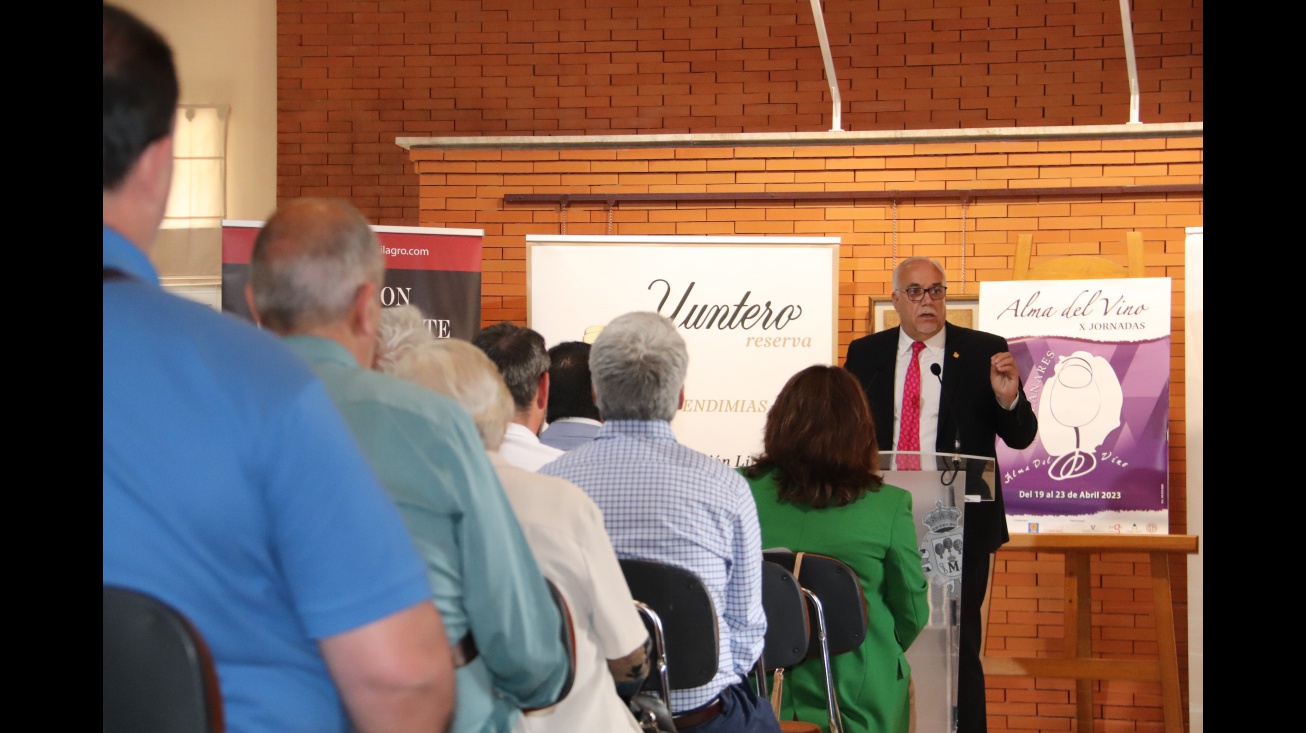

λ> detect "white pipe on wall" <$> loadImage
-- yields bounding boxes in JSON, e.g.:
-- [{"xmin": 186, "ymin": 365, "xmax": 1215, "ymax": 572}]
[
  {"xmin": 807, "ymin": 0, "xmax": 843, "ymax": 132},
  {"xmin": 1119, "ymin": 0, "xmax": 1142, "ymax": 124}
]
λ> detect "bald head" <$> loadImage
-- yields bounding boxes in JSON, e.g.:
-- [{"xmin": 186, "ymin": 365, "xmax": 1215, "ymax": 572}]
[{"xmin": 249, "ymin": 198, "xmax": 385, "ymax": 334}]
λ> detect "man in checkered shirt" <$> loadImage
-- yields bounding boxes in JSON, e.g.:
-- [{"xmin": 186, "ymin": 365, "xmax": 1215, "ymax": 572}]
[{"xmin": 540, "ymin": 311, "xmax": 780, "ymax": 733}]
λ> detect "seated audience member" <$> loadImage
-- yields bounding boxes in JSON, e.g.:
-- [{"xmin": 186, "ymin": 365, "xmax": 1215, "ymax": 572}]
[
  {"xmin": 538, "ymin": 341, "xmax": 603, "ymax": 451},
  {"xmin": 374, "ymin": 303, "xmax": 434, "ymax": 371},
  {"xmin": 103, "ymin": 7, "xmax": 455, "ymax": 732},
  {"xmin": 384, "ymin": 336, "xmax": 653, "ymax": 733},
  {"xmin": 246, "ymin": 197, "xmax": 569, "ymax": 733},
  {"xmin": 741, "ymin": 365, "xmax": 930, "ymax": 733},
  {"xmin": 472, "ymin": 322, "xmax": 565, "ymax": 471},
  {"xmin": 541, "ymin": 312, "xmax": 781, "ymax": 733}
]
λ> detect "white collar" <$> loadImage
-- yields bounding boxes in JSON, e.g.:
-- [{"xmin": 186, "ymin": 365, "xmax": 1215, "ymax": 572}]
[
  {"xmin": 504, "ymin": 422, "xmax": 542, "ymax": 442},
  {"xmin": 897, "ymin": 323, "xmax": 947, "ymax": 356}
]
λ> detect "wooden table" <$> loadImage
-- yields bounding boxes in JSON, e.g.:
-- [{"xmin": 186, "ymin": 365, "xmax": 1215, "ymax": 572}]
[{"xmin": 981, "ymin": 533, "xmax": 1199, "ymax": 733}]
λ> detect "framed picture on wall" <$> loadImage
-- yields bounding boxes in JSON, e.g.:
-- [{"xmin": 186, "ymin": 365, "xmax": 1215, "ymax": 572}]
[{"xmin": 870, "ymin": 295, "xmax": 981, "ymax": 333}]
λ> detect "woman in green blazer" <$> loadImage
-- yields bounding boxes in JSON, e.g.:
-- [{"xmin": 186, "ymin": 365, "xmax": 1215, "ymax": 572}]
[{"xmin": 741, "ymin": 365, "xmax": 929, "ymax": 733}]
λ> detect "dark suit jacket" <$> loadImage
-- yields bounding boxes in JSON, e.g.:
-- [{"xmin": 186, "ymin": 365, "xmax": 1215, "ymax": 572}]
[{"xmin": 843, "ymin": 323, "xmax": 1038, "ymax": 553}]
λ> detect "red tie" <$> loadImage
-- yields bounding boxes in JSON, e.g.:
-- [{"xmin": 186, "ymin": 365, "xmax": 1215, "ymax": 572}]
[{"xmin": 898, "ymin": 341, "xmax": 926, "ymax": 470}]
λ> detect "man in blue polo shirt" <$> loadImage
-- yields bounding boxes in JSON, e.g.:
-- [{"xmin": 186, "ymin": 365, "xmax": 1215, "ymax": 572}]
[{"xmin": 102, "ymin": 6, "xmax": 456, "ymax": 733}]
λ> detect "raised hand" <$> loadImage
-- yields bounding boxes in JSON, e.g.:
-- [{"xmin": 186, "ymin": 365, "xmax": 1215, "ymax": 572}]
[{"xmin": 989, "ymin": 351, "xmax": 1021, "ymax": 409}]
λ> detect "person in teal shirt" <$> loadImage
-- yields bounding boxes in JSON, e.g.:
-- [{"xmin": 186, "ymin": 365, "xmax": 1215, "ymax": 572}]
[
  {"xmin": 741, "ymin": 366, "xmax": 930, "ymax": 733},
  {"xmin": 104, "ymin": 8, "xmax": 455, "ymax": 731},
  {"xmin": 247, "ymin": 197, "xmax": 569, "ymax": 733}
]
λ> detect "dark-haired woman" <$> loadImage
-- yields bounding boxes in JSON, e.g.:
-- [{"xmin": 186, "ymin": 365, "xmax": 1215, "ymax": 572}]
[{"xmin": 741, "ymin": 365, "xmax": 929, "ymax": 733}]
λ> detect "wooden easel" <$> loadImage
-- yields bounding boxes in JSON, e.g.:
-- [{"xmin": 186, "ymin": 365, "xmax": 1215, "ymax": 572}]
[
  {"xmin": 1011, "ymin": 231, "xmax": 1146, "ymax": 280},
  {"xmin": 982, "ymin": 535, "xmax": 1198, "ymax": 733},
  {"xmin": 982, "ymin": 232, "xmax": 1195, "ymax": 732}
]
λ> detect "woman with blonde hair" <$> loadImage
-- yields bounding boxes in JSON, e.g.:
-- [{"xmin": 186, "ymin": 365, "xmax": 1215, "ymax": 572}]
[{"xmin": 383, "ymin": 336, "xmax": 651, "ymax": 733}]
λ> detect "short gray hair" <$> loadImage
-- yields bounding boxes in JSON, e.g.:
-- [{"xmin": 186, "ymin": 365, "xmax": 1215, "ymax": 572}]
[
  {"xmin": 249, "ymin": 198, "xmax": 385, "ymax": 333},
  {"xmin": 590, "ymin": 311, "xmax": 687, "ymax": 421},
  {"xmin": 375, "ymin": 304, "xmax": 433, "ymax": 372},
  {"xmin": 892, "ymin": 256, "xmax": 947, "ymax": 291},
  {"xmin": 384, "ymin": 338, "xmax": 514, "ymax": 452}
]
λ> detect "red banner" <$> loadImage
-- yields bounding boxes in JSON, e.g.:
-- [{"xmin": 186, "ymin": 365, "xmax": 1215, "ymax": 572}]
[{"xmin": 221, "ymin": 221, "xmax": 483, "ymax": 341}]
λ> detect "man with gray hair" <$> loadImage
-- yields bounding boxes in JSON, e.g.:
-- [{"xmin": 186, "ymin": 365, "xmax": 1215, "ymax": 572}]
[
  {"xmin": 247, "ymin": 197, "xmax": 571, "ymax": 733},
  {"xmin": 843, "ymin": 255, "xmax": 1037, "ymax": 733},
  {"xmin": 104, "ymin": 7, "xmax": 455, "ymax": 732},
  {"xmin": 472, "ymin": 321, "xmax": 564, "ymax": 471},
  {"xmin": 540, "ymin": 312, "xmax": 779, "ymax": 733},
  {"xmin": 382, "ymin": 337, "xmax": 653, "ymax": 733}
]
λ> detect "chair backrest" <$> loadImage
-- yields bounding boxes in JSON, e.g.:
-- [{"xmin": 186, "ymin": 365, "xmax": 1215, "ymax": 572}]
[
  {"xmin": 753, "ymin": 560, "xmax": 811, "ymax": 702},
  {"xmin": 619, "ymin": 558, "xmax": 719, "ymax": 694},
  {"xmin": 760, "ymin": 561, "xmax": 810, "ymax": 671},
  {"xmin": 762, "ymin": 551, "xmax": 867, "ymax": 658},
  {"xmin": 525, "ymin": 578, "xmax": 577, "ymax": 711},
  {"xmin": 761, "ymin": 552, "xmax": 866, "ymax": 733},
  {"xmin": 103, "ymin": 585, "xmax": 224, "ymax": 733},
  {"xmin": 1012, "ymin": 231, "xmax": 1146, "ymax": 280}
]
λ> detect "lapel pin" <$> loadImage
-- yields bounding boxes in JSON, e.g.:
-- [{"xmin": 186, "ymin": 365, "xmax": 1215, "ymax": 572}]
[{"xmin": 953, "ymin": 351, "xmax": 959, "ymax": 359}]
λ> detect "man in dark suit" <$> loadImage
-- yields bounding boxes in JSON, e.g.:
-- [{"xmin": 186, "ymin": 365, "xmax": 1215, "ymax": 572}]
[{"xmin": 843, "ymin": 256, "xmax": 1037, "ymax": 733}]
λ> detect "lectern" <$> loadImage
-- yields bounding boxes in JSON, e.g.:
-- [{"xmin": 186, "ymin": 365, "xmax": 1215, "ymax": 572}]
[{"xmin": 880, "ymin": 450, "xmax": 995, "ymax": 733}]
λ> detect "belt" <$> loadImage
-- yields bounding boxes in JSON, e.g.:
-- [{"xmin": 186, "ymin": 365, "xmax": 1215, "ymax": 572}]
[
  {"xmin": 451, "ymin": 632, "xmax": 479, "ymax": 668},
  {"xmin": 672, "ymin": 696, "xmax": 723, "ymax": 730}
]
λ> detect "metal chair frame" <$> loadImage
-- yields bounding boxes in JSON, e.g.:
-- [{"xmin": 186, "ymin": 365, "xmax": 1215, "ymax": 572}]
[
  {"xmin": 801, "ymin": 588, "xmax": 843, "ymax": 733},
  {"xmin": 632, "ymin": 600, "xmax": 673, "ymax": 703},
  {"xmin": 762, "ymin": 552, "xmax": 869, "ymax": 733}
]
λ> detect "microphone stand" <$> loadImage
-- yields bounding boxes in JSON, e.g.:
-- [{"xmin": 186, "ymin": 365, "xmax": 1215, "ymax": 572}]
[
  {"xmin": 930, "ymin": 360, "xmax": 963, "ymax": 731},
  {"xmin": 931, "ymin": 362, "xmax": 962, "ymax": 487}
]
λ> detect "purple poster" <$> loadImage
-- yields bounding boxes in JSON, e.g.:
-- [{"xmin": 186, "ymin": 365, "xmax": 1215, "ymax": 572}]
[{"xmin": 979, "ymin": 278, "xmax": 1171, "ymax": 535}]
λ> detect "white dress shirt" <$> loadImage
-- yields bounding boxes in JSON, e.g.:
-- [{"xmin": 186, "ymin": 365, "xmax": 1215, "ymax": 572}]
[
  {"xmin": 892, "ymin": 327, "xmax": 946, "ymax": 469},
  {"xmin": 501, "ymin": 422, "xmax": 565, "ymax": 472},
  {"xmin": 492, "ymin": 452, "xmax": 645, "ymax": 733},
  {"xmin": 890, "ymin": 324, "xmax": 1016, "ymax": 470}
]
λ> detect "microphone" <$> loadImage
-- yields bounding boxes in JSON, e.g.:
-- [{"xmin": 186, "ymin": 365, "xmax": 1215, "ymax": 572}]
[{"xmin": 929, "ymin": 363, "xmax": 958, "ymax": 446}]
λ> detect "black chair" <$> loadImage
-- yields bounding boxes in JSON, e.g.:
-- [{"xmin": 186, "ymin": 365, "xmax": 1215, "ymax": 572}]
[
  {"xmin": 754, "ymin": 561, "xmax": 810, "ymax": 698},
  {"xmin": 103, "ymin": 585, "xmax": 224, "ymax": 733},
  {"xmin": 525, "ymin": 578, "xmax": 577, "ymax": 711},
  {"xmin": 753, "ymin": 561, "xmax": 822, "ymax": 733},
  {"xmin": 618, "ymin": 558, "xmax": 719, "ymax": 703},
  {"xmin": 762, "ymin": 552, "xmax": 868, "ymax": 733}
]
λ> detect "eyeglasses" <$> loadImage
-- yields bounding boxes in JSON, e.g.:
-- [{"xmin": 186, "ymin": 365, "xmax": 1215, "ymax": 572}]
[{"xmin": 898, "ymin": 285, "xmax": 947, "ymax": 302}]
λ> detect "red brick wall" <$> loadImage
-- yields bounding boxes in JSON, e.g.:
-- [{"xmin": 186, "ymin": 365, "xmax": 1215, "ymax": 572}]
[
  {"xmin": 407, "ymin": 132, "xmax": 1201, "ymax": 732},
  {"xmin": 277, "ymin": 0, "xmax": 1202, "ymax": 226},
  {"xmin": 277, "ymin": 2, "xmax": 1202, "ymax": 730}
]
